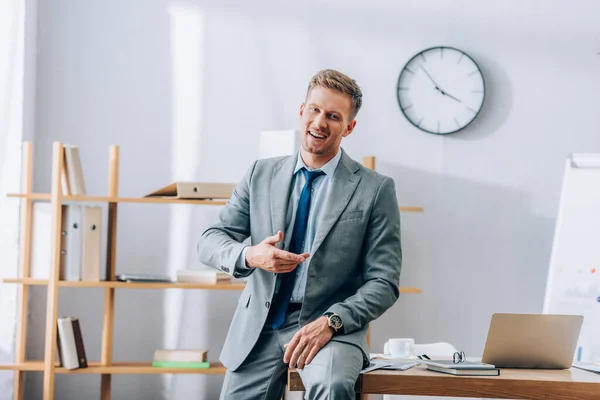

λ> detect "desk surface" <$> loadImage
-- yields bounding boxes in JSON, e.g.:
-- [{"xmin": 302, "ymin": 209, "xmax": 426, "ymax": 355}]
[{"xmin": 288, "ymin": 365, "xmax": 600, "ymax": 399}]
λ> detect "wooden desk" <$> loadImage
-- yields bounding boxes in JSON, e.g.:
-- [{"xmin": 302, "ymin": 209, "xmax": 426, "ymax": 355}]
[{"xmin": 288, "ymin": 365, "xmax": 600, "ymax": 399}]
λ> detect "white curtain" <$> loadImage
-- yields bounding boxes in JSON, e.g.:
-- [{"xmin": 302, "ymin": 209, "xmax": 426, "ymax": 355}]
[{"xmin": 0, "ymin": 0, "xmax": 26, "ymax": 398}]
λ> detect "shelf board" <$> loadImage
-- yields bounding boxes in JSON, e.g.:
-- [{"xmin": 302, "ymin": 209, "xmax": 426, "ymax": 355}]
[
  {"xmin": 6, "ymin": 193, "xmax": 423, "ymax": 212},
  {"xmin": 0, "ymin": 278, "xmax": 421, "ymax": 293},
  {"xmin": 0, "ymin": 362, "xmax": 46, "ymax": 372},
  {"xmin": 7, "ymin": 193, "xmax": 227, "ymax": 206},
  {"xmin": 0, "ymin": 361, "xmax": 226, "ymax": 374},
  {"xmin": 0, "ymin": 278, "xmax": 246, "ymax": 290}
]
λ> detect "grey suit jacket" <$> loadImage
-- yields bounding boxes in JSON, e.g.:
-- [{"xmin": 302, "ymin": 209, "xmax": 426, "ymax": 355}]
[{"xmin": 197, "ymin": 149, "xmax": 402, "ymax": 371}]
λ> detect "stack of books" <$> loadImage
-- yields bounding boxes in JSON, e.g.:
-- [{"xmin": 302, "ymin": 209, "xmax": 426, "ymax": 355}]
[
  {"xmin": 57, "ymin": 317, "xmax": 88, "ymax": 370},
  {"xmin": 420, "ymin": 359, "xmax": 500, "ymax": 376},
  {"xmin": 152, "ymin": 349, "xmax": 210, "ymax": 369}
]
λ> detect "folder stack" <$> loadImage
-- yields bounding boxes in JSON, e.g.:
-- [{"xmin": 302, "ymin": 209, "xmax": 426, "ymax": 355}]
[{"xmin": 30, "ymin": 203, "xmax": 102, "ymax": 281}]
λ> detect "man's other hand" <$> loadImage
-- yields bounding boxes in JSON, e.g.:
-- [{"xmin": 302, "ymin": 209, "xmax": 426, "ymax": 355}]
[
  {"xmin": 245, "ymin": 231, "xmax": 309, "ymax": 273},
  {"xmin": 283, "ymin": 317, "xmax": 334, "ymax": 369}
]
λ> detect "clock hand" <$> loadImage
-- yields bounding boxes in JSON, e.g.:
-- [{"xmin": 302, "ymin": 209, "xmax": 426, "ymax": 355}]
[
  {"xmin": 442, "ymin": 91, "xmax": 462, "ymax": 103},
  {"xmin": 421, "ymin": 65, "xmax": 462, "ymax": 102},
  {"xmin": 420, "ymin": 66, "xmax": 443, "ymax": 93}
]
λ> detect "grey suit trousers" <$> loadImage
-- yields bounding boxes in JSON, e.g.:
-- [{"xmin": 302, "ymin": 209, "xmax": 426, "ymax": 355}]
[{"xmin": 219, "ymin": 310, "xmax": 363, "ymax": 400}]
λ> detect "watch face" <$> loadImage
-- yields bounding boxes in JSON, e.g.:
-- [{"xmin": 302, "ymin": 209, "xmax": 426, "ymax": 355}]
[
  {"xmin": 330, "ymin": 315, "xmax": 343, "ymax": 330},
  {"xmin": 397, "ymin": 46, "xmax": 485, "ymax": 135}
]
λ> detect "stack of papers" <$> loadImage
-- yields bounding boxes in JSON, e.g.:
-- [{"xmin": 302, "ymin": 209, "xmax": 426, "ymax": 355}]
[
  {"xmin": 362, "ymin": 359, "xmax": 419, "ymax": 373},
  {"xmin": 573, "ymin": 363, "xmax": 600, "ymax": 374}
]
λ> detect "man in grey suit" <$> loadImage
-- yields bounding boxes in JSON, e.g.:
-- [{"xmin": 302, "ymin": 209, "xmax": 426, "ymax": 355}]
[{"xmin": 198, "ymin": 69, "xmax": 402, "ymax": 399}]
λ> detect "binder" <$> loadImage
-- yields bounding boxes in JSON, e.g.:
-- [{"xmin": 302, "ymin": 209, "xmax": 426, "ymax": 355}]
[
  {"xmin": 58, "ymin": 206, "xmax": 68, "ymax": 280},
  {"xmin": 145, "ymin": 182, "xmax": 235, "ymax": 200},
  {"xmin": 31, "ymin": 203, "xmax": 68, "ymax": 279},
  {"xmin": 81, "ymin": 206, "xmax": 102, "ymax": 281},
  {"xmin": 30, "ymin": 203, "xmax": 52, "ymax": 279},
  {"xmin": 61, "ymin": 205, "xmax": 82, "ymax": 281}
]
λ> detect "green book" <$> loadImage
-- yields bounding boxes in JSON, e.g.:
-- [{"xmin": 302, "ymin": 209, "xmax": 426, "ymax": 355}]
[{"xmin": 152, "ymin": 360, "xmax": 211, "ymax": 369}]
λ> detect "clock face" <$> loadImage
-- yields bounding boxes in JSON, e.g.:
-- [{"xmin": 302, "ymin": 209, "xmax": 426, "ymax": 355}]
[{"xmin": 397, "ymin": 46, "xmax": 485, "ymax": 135}]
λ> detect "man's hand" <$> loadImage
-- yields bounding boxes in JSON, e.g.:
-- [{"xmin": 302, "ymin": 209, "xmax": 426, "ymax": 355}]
[
  {"xmin": 245, "ymin": 231, "xmax": 309, "ymax": 273},
  {"xmin": 284, "ymin": 317, "xmax": 334, "ymax": 369}
]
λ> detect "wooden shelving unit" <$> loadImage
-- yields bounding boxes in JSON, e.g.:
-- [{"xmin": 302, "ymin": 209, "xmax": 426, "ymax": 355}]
[
  {"xmin": 0, "ymin": 361, "xmax": 227, "ymax": 375},
  {"xmin": 2, "ymin": 141, "xmax": 423, "ymax": 400}
]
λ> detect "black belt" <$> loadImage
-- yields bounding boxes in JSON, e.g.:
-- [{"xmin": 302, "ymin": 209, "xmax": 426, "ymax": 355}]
[{"xmin": 287, "ymin": 302, "xmax": 303, "ymax": 313}]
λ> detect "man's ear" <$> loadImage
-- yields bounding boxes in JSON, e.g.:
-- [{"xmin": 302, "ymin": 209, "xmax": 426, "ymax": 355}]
[
  {"xmin": 299, "ymin": 103, "xmax": 305, "ymax": 117},
  {"xmin": 343, "ymin": 120, "xmax": 357, "ymax": 137}
]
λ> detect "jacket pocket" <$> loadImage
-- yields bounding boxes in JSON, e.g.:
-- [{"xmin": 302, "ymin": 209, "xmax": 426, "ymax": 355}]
[
  {"xmin": 338, "ymin": 209, "xmax": 363, "ymax": 222},
  {"xmin": 238, "ymin": 290, "xmax": 251, "ymax": 308}
]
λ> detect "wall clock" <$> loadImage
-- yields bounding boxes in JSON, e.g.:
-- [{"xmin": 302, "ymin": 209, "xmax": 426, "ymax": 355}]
[{"xmin": 396, "ymin": 46, "xmax": 485, "ymax": 135}]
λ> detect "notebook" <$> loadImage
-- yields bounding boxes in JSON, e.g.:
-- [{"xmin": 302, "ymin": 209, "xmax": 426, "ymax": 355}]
[
  {"xmin": 419, "ymin": 359, "xmax": 496, "ymax": 370},
  {"xmin": 426, "ymin": 365, "xmax": 500, "ymax": 376}
]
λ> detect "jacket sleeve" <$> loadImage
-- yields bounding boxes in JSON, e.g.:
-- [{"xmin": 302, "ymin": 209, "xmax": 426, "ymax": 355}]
[
  {"xmin": 326, "ymin": 176, "xmax": 402, "ymax": 334},
  {"xmin": 197, "ymin": 161, "xmax": 257, "ymax": 278}
]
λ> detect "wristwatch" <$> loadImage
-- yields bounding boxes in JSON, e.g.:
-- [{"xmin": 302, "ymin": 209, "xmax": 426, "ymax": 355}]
[{"xmin": 324, "ymin": 312, "xmax": 343, "ymax": 334}]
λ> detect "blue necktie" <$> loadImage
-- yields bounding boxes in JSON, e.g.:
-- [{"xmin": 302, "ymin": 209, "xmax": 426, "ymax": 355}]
[{"xmin": 271, "ymin": 168, "xmax": 325, "ymax": 329}]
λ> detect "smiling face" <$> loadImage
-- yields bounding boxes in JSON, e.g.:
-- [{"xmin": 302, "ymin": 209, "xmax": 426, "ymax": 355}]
[{"xmin": 299, "ymin": 86, "xmax": 357, "ymax": 168}]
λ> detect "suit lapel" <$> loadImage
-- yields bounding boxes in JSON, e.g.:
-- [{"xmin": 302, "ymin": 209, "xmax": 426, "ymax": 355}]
[
  {"xmin": 270, "ymin": 155, "xmax": 297, "ymax": 250},
  {"xmin": 310, "ymin": 150, "xmax": 361, "ymax": 258}
]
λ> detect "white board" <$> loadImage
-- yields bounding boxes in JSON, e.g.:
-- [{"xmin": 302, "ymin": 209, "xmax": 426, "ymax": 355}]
[{"xmin": 543, "ymin": 154, "xmax": 600, "ymax": 364}]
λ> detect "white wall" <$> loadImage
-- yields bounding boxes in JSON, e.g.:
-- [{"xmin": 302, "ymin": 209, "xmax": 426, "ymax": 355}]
[
  {"xmin": 23, "ymin": 0, "xmax": 600, "ymax": 398},
  {"xmin": 0, "ymin": 0, "xmax": 36, "ymax": 399}
]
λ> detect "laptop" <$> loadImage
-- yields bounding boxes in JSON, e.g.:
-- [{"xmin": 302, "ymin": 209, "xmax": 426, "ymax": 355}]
[{"xmin": 481, "ymin": 313, "xmax": 583, "ymax": 369}]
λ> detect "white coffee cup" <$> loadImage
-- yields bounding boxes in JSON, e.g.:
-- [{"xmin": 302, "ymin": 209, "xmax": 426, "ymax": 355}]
[{"xmin": 384, "ymin": 338, "xmax": 414, "ymax": 358}]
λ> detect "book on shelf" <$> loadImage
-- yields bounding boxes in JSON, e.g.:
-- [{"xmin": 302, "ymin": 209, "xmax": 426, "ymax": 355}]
[
  {"xmin": 57, "ymin": 317, "xmax": 88, "ymax": 370},
  {"xmin": 61, "ymin": 147, "xmax": 71, "ymax": 195},
  {"xmin": 63, "ymin": 144, "xmax": 87, "ymax": 196},
  {"xmin": 144, "ymin": 182, "xmax": 236, "ymax": 200},
  {"xmin": 154, "ymin": 349, "xmax": 208, "ymax": 362},
  {"xmin": 152, "ymin": 349, "xmax": 209, "ymax": 368},
  {"xmin": 176, "ymin": 268, "xmax": 231, "ymax": 284}
]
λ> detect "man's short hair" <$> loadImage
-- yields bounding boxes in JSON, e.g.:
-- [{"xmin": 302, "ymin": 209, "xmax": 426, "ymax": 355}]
[{"xmin": 306, "ymin": 69, "xmax": 363, "ymax": 120}]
